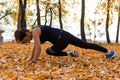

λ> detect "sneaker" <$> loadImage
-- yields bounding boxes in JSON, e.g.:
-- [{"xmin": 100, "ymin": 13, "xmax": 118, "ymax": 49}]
[
  {"xmin": 105, "ymin": 50, "xmax": 116, "ymax": 59},
  {"xmin": 68, "ymin": 51, "xmax": 79, "ymax": 57}
]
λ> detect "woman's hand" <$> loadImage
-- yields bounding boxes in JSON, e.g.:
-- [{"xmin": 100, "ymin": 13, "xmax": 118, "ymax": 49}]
[{"xmin": 25, "ymin": 60, "xmax": 36, "ymax": 65}]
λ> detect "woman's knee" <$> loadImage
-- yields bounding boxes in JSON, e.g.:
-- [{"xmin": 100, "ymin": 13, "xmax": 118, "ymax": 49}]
[{"xmin": 46, "ymin": 47, "xmax": 55, "ymax": 55}]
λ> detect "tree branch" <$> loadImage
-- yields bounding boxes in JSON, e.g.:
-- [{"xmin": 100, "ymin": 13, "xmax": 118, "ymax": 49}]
[{"xmin": 0, "ymin": 11, "xmax": 12, "ymax": 20}]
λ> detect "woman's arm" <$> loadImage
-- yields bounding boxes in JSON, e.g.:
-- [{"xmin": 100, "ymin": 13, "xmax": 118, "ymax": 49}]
[
  {"xmin": 29, "ymin": 46, "xmax": 35, "ymax": 61},
  {"xmin": 30, "ymin": 27, "xmax": 41, "ymax": 63}
]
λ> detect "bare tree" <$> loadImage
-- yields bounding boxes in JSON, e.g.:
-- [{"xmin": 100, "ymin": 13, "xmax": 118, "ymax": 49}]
[
  {"xmin": 49, "ymin": 8, "xmax": 53, "ymax": 26},
  {"xmin": 105, "ymin": 0, "xmax": 111, "ymax": 43},
  {"xmin": 36, "ymin": 0, "xmax": 41, "ymax": 26},
  {"xmin": 44, "ymin": 3, "xmax": 49, "ymax": 26},
  {"xmin": 80, "ymin": 0, "xmax": 86, "ymax": 41},
  {"xmin": 17, "ymin": 0, "xmax": 27, "ymax": 29},
  {"xmin": 58, "ymin": 0, "xmax": 63, "ymax": 29},
  {"xmin": 116, "ymin": 5, "xmax": 120, "ymax": 43}
]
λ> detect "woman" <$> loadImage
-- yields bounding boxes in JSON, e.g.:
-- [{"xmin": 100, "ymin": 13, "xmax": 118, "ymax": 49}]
[{"xmin": 14, "ymin": 25, "xmax": 116, "ymax": 63}]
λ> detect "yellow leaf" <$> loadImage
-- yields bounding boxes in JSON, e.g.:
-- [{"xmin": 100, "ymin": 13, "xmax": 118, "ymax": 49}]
[
  {"xmin": 116, "ymin": 0, "xmax": 120, "ymax": 4},
  {"xmin": 5, "ymin": 78, "xmax": 12, "ymax": 80},
  {"xmin": 102, "ymin": 3, "xmax": 106, "ymax": 8},
  {"xmin": 51, "ymin": 66, "xmax": 58, "ymax": 71},
  {"xmin": 27, "ymin": 77, "xmax": 33, "ymax": 80}
]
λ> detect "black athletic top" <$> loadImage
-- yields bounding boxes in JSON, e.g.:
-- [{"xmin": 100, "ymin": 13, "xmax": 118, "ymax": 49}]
[{"xmin": 38, "ymin": 25, "xmax": 63, "ymax": 44}]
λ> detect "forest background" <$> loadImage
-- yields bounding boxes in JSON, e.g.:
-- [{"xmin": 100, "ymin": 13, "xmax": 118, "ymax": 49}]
[
  {"xmin": 0, "ymin": 0, "xmax": 120, "ymax": 79},
  {"xmin": 0, "ymin": 0, "xmax": 120, "ymax": 43}
]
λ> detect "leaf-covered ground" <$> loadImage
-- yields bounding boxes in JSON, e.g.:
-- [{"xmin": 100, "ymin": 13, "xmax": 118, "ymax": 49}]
[{"xmin": 0, "ymin": 42, "xmax": 120, "ymax": 80}]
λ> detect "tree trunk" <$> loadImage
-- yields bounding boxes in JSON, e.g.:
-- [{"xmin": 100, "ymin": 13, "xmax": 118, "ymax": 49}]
[
  {"xmin": 36, "ymin": 0, "xmax": 41, "ymax": 25},
  {"xmin": 17, "ymin": 0, "xmax": 27, "ymax": 30},
  {"xmin": 105, "ymin": 0, "xmax": 111, "ymax": 43},
  {"xmin": 44, "ymin": 4, "xmax": 49, "ymax": 26},
  {"xmin": 80, "ymin": 0, "xmax": 86, "ymax": 41},
  {"xmin": 58, "ymin": 0, "xmax": 63, "ymax": 30},
  {"xmin": 116, "ymin": 5, "xmax": 120, "ymax": 43},
  {"xmin": 17, "ymin": 6, "xmax": 20, "ymax": 29},
  {"xmin": 49, "ymin": 8, "xmax": 53, "ymax": 26}
]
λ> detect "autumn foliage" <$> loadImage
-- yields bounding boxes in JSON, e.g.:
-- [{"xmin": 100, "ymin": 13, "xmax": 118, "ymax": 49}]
[{"xmin": 0, "ymin": 42, "xmax": 120, "ymax": 79}]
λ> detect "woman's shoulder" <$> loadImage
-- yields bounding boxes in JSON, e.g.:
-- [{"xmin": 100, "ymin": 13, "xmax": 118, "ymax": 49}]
[
  {"xmin": 33, "ymin": 26, "xmax": 40, "ymax": 30},
  {"xmin": 32, "ymin": 27, "xmax": 41, "ymax": 35}
]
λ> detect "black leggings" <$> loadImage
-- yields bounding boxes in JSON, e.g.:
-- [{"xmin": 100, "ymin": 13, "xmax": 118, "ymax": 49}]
[{"xmin": 46, "ymin": 31, "xmax": 108, "ymax": 56}]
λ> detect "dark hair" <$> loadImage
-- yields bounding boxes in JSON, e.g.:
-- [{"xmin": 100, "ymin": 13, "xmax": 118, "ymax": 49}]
[{"xmin": 14, "ymin": 29, "xmax": 29, "ymax": 41}]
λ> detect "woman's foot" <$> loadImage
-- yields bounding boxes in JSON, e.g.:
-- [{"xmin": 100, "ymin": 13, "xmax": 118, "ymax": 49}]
[
  {"xmin": 68, "ymin": 51, "xmax": 79, "ymax": 57},
  {"xmin": 105, "ymin": 50, "xmax": 116, "ymax": 59}
]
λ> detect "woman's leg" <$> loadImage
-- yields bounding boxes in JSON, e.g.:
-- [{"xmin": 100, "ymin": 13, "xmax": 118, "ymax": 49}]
[
  {"xmin": 45, "ymin": 31, "xmax": 72, "ymax": 56},
  {"xmin": 70, "ymin": 36, "xmax": 108, "ymax": 53},
  {"xmin": 46, "ymin": 45, "xmax": 68, "ymax": 56}
]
